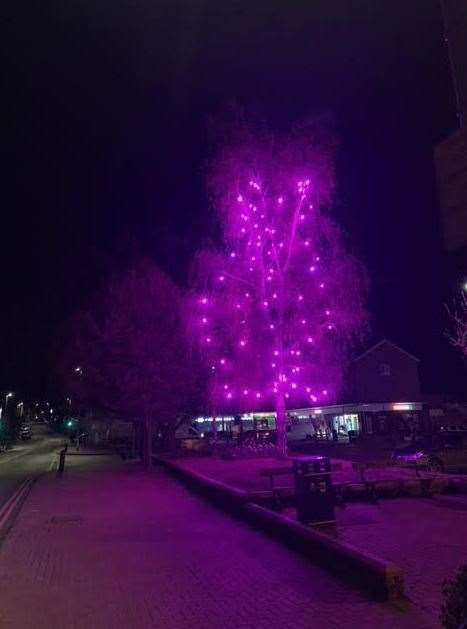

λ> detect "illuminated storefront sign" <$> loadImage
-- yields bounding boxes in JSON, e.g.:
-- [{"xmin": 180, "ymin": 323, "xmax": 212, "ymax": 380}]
[
  {"xmin": 195, "ymin": 416, "xmax": 234, "ymax": 423},
  {"xmin": 392, "ymin": 403, "xmax": 413, "ymax": 411}
]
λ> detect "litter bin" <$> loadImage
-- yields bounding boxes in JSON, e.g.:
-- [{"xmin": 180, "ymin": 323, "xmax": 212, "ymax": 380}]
[{"xmin": 293, "ymin": 455, "xmax": 335, "ymax": 525}]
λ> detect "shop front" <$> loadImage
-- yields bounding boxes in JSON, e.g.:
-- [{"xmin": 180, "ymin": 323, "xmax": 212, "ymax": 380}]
[
  {"xmin": 331, "ymin": 413, "xmax": 359, "ymax": 441},
  {"xmin": 193, "ymin": 401, "xmax": 423, "ymax": 443},
  {"xmin": 290, "ymin": 402, "xmax": 423, "ymax": 441}
]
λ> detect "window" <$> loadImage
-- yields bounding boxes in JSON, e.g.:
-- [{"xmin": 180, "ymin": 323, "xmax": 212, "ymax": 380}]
[
  {"xmin": 332, "ymin": 414, "xmax": 359, "ymax": 433},
  {"xmin": 379, "ymin": 363, "xmax": 391, "ymax": 376}
]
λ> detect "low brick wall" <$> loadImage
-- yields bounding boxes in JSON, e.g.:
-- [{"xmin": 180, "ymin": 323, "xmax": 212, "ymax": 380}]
[
  {"xmin": 156, "ymin": 457, "xmax": 249, "ymax": 508},
  {"xmin": 244, "ymin": 503, "xmax": 403, "ymax": 600},
  {"xmin": 154, "ymin": 456, "xmax": 404, "ymax": 601}
]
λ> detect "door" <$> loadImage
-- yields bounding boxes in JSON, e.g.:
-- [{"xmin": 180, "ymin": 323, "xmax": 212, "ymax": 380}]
[
  {"xmin": 459, "ymin": 437, "xmax": 467, "ymax": 471},
  {"xmin": 440, "ymin": 436, "xmax": 462, "ymax": 471}
]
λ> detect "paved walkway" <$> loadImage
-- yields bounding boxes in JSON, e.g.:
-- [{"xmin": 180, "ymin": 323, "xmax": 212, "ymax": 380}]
[
  {"xmin": 173, "ymin": 455, "xmax": 467, "ymax": 619},
  {"xmin": 0, "ymin": 457, "xmax": 434, "ymax": 628}
]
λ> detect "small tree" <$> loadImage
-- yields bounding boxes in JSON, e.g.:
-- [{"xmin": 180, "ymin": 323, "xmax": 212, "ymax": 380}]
[
  {"xmin": 189, "ymin": 119, "xmax": 367, "ymax": 455},
  {"xmin": 441, "ymin": 565, "xmax": 467, "ymax": 629},
  {"xmin": 56, "ymin": 257, "xmax": 205, "ymax": 464}
]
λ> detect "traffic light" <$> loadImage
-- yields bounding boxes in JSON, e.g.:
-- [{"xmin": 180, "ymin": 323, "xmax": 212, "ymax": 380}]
[{"xmin": 64, "ymin": 417, "xmax": 76, "ymax": 430}]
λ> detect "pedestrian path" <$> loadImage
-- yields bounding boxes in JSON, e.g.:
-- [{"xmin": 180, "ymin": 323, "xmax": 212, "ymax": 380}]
[{"xmin": 0, "ymin": 458, "xmax": 434, "ymax": 629}]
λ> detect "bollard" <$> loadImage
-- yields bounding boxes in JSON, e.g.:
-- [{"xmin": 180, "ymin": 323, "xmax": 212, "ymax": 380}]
[{"xmin": 58, "ymin": 445, "xmax": 68, "ymax": 473}]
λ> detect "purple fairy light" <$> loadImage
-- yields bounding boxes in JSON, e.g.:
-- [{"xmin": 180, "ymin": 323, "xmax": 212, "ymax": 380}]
[{"xmin": 189, "ymin": 121, "xmax": 368, "ymax": 454}]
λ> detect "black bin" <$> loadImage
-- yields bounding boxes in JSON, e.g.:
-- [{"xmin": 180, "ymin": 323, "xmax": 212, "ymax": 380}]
[{"xmin": 293, "ymin": 455, "xmax": 335, "ymax": 525}]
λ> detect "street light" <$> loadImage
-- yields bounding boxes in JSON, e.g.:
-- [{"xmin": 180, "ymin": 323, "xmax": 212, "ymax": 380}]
[{"xmin": 2, "ymin": 392, "xmax": 14, "ymax": 420}]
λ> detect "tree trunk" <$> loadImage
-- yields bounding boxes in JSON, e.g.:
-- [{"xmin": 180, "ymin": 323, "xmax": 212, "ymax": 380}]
[
  {"xmin": 211, "ymin": 406, "xmax": 217, "ymax": 442},
  {"xmin": 275, "ymin": 389, "xmax": 288, "ymax": 458},
  {"xmin": 131, "ymin": 422, "xmax": 136, "ymax": 459},
  {"xmin": 144, "ymin": 414, "xmax": 152, "ymax": 468},
  {"xmin": 166, "ymin": 424, "xmax": 177, "ymax": 453}
]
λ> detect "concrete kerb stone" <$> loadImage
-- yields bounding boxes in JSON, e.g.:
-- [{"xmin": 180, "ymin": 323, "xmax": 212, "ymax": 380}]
[
  {"xmin": 0, "ymin": 479, "xmax": 35, "ymax": 544},
  {"xmin": 65, "ymin": 451, "xmax": 117, "ymax": 457},
  {"xmin": 153, "ymin": 456, "xmax": 404, "ymax": 601},
  {"xmin": 65, "ymin": 453, "xmax": 117, "ymax": 457}
]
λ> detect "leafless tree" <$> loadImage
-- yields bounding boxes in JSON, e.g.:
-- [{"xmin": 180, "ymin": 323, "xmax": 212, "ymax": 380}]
[
  {"xmin": 446, "ymin": 291, "xmax": 467, "ymax": 360},
  {"xmin": 55, "ymin": 257, "xmax": 206, "ymax": 464}
]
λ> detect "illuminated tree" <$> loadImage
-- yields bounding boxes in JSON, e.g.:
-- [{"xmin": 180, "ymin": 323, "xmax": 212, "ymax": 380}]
[{"xmin": 189, "ymin": 120, "xmax": 367, "ymax": 455}]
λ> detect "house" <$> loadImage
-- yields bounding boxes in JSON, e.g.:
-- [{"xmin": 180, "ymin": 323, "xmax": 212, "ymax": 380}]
[
  {"xmin": 289, "ymin": 340, "xmax": 424, "ymax": 440},
  {"xmin": 193, "ymin": 340, "xmax": 426, "ymax": 441},
  {"xmin": 352, "ymin": 339, "xmax": 421, "ymax": 403}
]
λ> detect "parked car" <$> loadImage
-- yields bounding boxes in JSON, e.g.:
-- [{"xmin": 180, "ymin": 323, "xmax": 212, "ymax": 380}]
[
  {"xmin": 392, "ymin": 433, "xmax": 467, "ymax": 473},
  {"xmin": 240, "ymin": 429, "xmax": 276, "ymax": 446},
  {"xmin": 439, "ymin": 425, "xmax": 467, "ymax": 434},
  {"xmin": 19, "ymin": 424, "xmax": 32, "ymax": 441},
  {"xmin": 175, "ymin": 423, "xmax": 201, "ymax": 440},
  {"xmin": 287, "ymin": 422, "xmax": 316, "ymax": 441}
]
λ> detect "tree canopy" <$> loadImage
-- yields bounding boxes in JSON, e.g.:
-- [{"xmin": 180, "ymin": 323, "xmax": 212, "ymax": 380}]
[
  {"xmin": 188, "ymin": 118, "xmax": 368, "ymax": 452},
  {"xmin": 56, "ymin": 257, "xmax": 205, "ymax": 440}
]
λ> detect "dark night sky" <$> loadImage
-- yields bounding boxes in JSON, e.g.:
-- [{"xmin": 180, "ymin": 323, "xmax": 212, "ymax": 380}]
[{"xmin": 2, "ymin": 1, "xmax": 462, "ymax": 399}]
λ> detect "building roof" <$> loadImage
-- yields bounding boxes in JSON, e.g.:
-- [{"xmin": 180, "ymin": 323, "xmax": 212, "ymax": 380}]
[
  {"xmin": 353, "ymin": 339, "xmax": 420, "ymax": 363},
  {"xmin": 289, "ymin": 401, "xmax": 423, "ymax": 416}
]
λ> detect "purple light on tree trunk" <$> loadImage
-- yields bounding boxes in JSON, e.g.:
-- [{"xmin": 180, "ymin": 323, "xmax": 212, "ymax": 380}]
[{"xmin": 188, "ymin": 118, "xmax": 368, "ymax": 455}]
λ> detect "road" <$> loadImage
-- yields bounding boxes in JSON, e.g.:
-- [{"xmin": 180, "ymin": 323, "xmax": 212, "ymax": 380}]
[{"xmin": 0, "ymin": 425, "xmax": 65, "ymax": 510}]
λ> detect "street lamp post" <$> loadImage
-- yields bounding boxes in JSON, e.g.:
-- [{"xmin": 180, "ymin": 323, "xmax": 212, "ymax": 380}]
[
  {"xmin": 4, "ymin": 392, "xmax": 14, "ymax": 415},
  {"xmin": 1, "ymin": 392, "xmax": 14, "ymax": 422}
]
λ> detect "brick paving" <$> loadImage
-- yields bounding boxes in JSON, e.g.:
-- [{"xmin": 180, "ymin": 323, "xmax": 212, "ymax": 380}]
[
  {"xmin": 0, "ymin": 456, "xmax": 433, "ymax": 628},
  {"xmin": 336, "ymin": 496, "xmax": 467, "ymax": 621},
  {"xmin": 176, "ymin": 455, "xmax": 467, "ymax": 624}
]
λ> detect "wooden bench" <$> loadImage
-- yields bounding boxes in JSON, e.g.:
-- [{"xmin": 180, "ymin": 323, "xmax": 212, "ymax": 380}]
[
  {"xmin": 259, "ymin": 465, "xmax": 293, "ymax": 490},
  {"xmin": 349, "ymin": 461, "xmax": 380, "ymax": 500},
  {"xmin": 352, "ymin": 461, "xmax": 386, "ymax": 481},
  {"xmin": 351, "ymin": 461, "xmax": 437, "ymax": 500},
  {"xmin": 258, "ymin": 466, "xmax": 294, "ymax": 508},
  {"xmin": 259, "ymin": 463, "xmax": 342, "ymax": 490},
  {"xmin": 258, "ymin": 463, "xmax": 343, "ymax": 508}
]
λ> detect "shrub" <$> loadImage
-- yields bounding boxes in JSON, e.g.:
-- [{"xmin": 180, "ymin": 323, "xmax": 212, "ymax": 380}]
[{"xmin": 441, "ymin": 565, "xmax": 467, "ymax": 629}]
